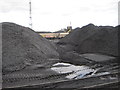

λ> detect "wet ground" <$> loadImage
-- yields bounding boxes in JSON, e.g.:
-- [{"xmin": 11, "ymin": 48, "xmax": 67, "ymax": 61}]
[{"xmin": 2, "ymin": 59, "xmax": 119, "ymax": 89}]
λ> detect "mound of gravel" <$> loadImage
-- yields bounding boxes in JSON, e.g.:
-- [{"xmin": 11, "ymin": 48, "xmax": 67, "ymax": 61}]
[
  {"xmin": 58, "ymin": 24, "xmax": 118, "ymax": 57},
  {"xmin": 2, "ymin": 22, "xmax": 59, "ymax": 74}
]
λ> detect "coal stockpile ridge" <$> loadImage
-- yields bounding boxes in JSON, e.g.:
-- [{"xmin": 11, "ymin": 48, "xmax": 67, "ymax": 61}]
[
  {"xmin": 2, "ymin": 22, "xmax": 59, "ymax": 74},
  {"xmin": 58, "ymin": 24, "xmax": 118, "ymax": 56}
]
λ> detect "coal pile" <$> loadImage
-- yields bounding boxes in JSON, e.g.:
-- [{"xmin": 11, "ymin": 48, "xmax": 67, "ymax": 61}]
[
  {"xmin": 56, "ymin": 24, "xmax": 118, "ymax": 65},
  {"xmin": 2, "ymin": 22, "xmax": 119, "ymax": 89},
  {"xmin": 58, "ymin": 24, "xmax": 118, "ymax": 57},
  {"xmin": 2, "ymin": 22, "xmax": 59, "ymax": 74}
]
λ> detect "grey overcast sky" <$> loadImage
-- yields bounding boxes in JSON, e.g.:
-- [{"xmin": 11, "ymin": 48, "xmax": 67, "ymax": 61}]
[{"xmin": 0, "ymin": 0, "xmax": 119, "ymax": 31}]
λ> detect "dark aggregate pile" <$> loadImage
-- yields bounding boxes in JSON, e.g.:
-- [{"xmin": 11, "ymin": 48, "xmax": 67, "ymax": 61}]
[
  {"xmin": 57, "ymin": 24, "xmax": 118, "ymax": 64},
  {"xmin": 1, "ymin": 22, "xmax": 119, "ymax": 89},
  {"xmin": 2, "ymin": 22, "xmax": 59, "ymax": 74}
]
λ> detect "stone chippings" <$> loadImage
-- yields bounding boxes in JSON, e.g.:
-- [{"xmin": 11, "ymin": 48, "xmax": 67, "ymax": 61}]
[{"xmin": 2, "ymin": 22, "xmax": 59, "ymax": 74}]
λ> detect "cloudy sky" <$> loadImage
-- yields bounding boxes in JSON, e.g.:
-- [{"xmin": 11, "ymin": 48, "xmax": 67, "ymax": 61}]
[{"xmin": 0, "ymin": 0, "xmax": 119, "ymax": 31}]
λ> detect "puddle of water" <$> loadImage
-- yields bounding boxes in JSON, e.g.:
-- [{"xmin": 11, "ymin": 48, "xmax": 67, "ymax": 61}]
[
  {"xmin": 66, "ymin": 68, "xmax": 94, "ymax": 79},
  {"xmin": 51, "ymin": 62, "xmax": 95, "ymax": 79},
  {"xmin": 81, "ymin": 53, "xmax": 115, "ymax": 62}
]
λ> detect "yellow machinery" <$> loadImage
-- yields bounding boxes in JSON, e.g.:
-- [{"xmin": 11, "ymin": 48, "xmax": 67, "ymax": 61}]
[{"xmin": 38, "ymin": 26, "xmax": 72, "ymax": 39}]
